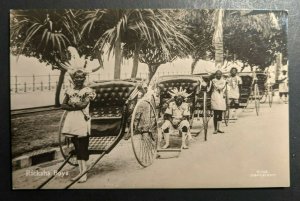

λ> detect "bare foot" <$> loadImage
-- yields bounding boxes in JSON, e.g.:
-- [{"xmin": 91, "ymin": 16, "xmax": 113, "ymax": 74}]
[
  {"xmin": 78, "ymin": 175, "xmax": 87, "ymax": 183},
  {"xmin": 187, "ymin": 134, "xmax": 193, "ymax": 141},
  {"xmin": 71, "ymin": 174, "xmax": 82, "ymax": 181},
  {"xmin": 182, "ymin": 144, "xmax": 189, "ymax": 149}
]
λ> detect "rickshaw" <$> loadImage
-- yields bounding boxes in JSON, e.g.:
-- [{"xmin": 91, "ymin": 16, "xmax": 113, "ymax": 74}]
[
  {"xmin": 194, "ymin": 73, "xmax": 231, "ymax": 127},
  {"xmin": 154, "ymin": 75, "xmax": 213, "ymax": 146},
  {"xmin": 38, "ymin": 79, "xmax": 158, "ymax": 189},
  {"xmin": 238, "ymin": 72, "xmax": 267, "ymax": 116},
  {"xmin": 259, "ymin": 72, "xmax": 276, "ymax": 108}
]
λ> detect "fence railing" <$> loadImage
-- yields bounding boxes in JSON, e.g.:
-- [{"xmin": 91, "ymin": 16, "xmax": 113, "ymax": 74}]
[{"xmin": 10, "ymin": 71, "xmax": 190, "ymax": 94}]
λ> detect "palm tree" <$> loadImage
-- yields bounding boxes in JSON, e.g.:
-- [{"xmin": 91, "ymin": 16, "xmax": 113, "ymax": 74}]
[
  {"xmin": 137, "ymin": 43, "xmax": 187, "ymax": 82},
  {"xmin": 10, "ymin": 9, "xmax": 104, "ymax": 106},
  {"xmin": 183, "ymin": 9, "xmax": 215, "ymax": 74},
  {"xmin": 213, "ymin": 9, "xmax": 225, "ymax": 69},
  {"xmin": 223, "ymin": 10, "xmax": 285, "ymax": 71},
  {"xmin": 213, "ymin": 9, "xmax": 283, "ymax": 71},
  {"xmin": 10, "ymin": 9, "xmax": 80, "ymax": 106},
  {"xmin": 80, "ymin": 9, "xmax": 191, "ymax": 79}
]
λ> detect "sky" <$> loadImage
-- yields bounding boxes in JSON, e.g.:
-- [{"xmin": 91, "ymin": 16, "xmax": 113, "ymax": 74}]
[{"xmin": 10, "ymin": 54, "xmax": 220, "ymax": 84}]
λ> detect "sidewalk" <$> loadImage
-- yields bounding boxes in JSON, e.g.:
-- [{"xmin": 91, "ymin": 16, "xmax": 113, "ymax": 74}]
[{"xmin": 11, "ymin": 91, "xmax": 64, "ymax": 110}]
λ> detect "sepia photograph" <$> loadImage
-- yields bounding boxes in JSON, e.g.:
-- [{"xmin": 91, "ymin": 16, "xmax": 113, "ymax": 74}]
[{"xmin": 10, "ymin": 9, "xmax": 289, "ymax": 189}]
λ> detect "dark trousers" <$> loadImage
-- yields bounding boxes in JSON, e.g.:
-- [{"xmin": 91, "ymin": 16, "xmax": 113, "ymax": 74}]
[
  {"xmin": 71, "ymin": 136, "xmax": 89, "ymax": 161},
  {"xmin": 213, "ymin": 110, "xmax": 223, "ymax": 130}
]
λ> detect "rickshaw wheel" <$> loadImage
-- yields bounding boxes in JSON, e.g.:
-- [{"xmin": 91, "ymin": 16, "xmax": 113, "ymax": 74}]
[
  {"xmin": 131, "ymin": 98, "xmax": 158, "ymax": 167},
  {"xmin": 223, "ymin": 108, "xmax": 230, "ymax": 126},
  {"xmin": 201, "ymin": 91, "xmax": 209, "ymax": 141},
  {"xmin": 244, "ymin": 97, "xmax": 251, "ymax": 110},
  {"xmin": 260, "ymin": 92, "xmax": 267, "ymax": 103},
  {"xmin": 202, "ymin": 113, "xmax": 208, "ymax": 141},
  {"xmin": 254, "ymin": 84, "xmax": 260, "ymax": 116},
  {"xmin": 268, "ymin": 86, "xmax": 273, "ymax": 108},
  {"xmin": 58, "ymin": 111, "xmax": 78, "ymax": 167},
  {"xmin": 224, "ymin": 84, "xmax": 230, "ymax": 126}
]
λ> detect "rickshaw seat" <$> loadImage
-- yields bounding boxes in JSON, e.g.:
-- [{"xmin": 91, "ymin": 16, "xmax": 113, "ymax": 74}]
[
  {"xmin": 90, "ymin": 81, "xmax": 137, "ymax": 118},
  {"xmin": 240, "ymin": 75, "xmax": 253, "ymax": 87},
  {"xmin": 256, "ymin": 73, "xmax": 267, "ymax": 92},
  {"xmin": 156, "ymin": 77, "xmax": 201, "ymax": 125},
  {"xmin": 88, "ymin": 81, "xmax": 138, "ymax": 140},
  {"xmin": 157, "ymin": 78, "xmax": 199, "ymax": 106}
]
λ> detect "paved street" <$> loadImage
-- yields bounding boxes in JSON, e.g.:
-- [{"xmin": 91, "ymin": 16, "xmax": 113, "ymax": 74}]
[{"xmin": 12, "ymin": 97, "xmax": 289, "ymax": 189}]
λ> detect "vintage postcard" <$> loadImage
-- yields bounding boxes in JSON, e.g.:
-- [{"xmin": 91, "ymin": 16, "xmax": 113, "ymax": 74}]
[{"xmin": 10, "ymin": 9, "xmax": 289, "ymax": 189}]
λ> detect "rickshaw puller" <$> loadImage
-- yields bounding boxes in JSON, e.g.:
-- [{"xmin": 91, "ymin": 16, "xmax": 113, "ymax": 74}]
[
  {"xmin": 227, "ymin": 67, "xmax": 242, "ymax": 120},
  {"xmin": 211, "ymin": 70, "xmax": 226, "ymax": 134}
]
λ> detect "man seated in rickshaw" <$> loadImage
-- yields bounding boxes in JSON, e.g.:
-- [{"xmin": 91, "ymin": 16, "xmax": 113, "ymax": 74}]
[{"xmin": 160, "ymin": 87, "xmax": 192, "ymax": 149}]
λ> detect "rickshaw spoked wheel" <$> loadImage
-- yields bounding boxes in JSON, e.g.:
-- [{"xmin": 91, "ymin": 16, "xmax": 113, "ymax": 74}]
[
  {"xmin": 268, "ymin": 86, "xmax": 273, "ymax": 108},
  {"xmin": 223, "ymin": 108, "xmax": 230, "ymax": 126},
  {"xmin": 130, "ymin": 98, "xmax": 158, "ymax": 167},
  {"xmin": 224, "ymin": 85, "xmax": 230, "ymax": 126},
  {"xmin": 254, "ymin": 84, "xmax": 260, "ymax": 116},
  {"xmin": 58, "ymin": 111, "xmax": 78, "ymax": 167},
  {"xmin": 202, "ymin": 91, "xmax": 209, "ymax": 141}
]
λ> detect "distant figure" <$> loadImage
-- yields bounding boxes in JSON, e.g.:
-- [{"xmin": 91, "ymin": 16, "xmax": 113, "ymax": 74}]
[
  {"xmin": 61, "ymin": 70, "xmax": 96, "ymax": 183},
  {"xmin": 211, "ymin": 70, "xmax": 226, "ymax": 134},
  {"xmin": 227, "ymin": 67, "xmax": 242, "ymax": 119},
  {"xmin": 265, "ymin": 68, "xmax": 275, "ymax": 97},
  {"xmin": 266, "ymin": 69, "xmax": 276, "ymax": 85},
  {"xmin": 278, "ymin": 69, "xmax": 288, "ymax": 103}
]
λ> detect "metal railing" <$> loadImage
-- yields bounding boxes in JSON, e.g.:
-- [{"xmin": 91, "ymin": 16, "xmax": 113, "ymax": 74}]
[{"xmin": 10, "ymin": 71, "xmax": 190, "ymax": 94}]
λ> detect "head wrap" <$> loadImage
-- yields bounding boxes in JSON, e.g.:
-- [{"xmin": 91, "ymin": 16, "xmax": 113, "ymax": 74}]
[
  {"xmin": 168, "ymin": 87, "xmax": 191, "ymax": 99},
  {"xmin": 58, "ymin": 47, "xmax": 89, "ymax": 80}
]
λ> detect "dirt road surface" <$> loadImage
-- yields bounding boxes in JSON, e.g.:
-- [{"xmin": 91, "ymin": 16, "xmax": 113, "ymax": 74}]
[{"xmin": 12, "ymin": 98, "xmax": 289, "ymax": 189}]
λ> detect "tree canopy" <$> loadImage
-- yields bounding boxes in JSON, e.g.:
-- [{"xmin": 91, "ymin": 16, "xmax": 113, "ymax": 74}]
[
  {"xmin": 11, "ymin": 9, "xmax": 288, "ymax": 85},
  {"xmin": 223, "ymin": 10, "xmax": 288, "ymax": 71},
  {"xmin": 10, "ymin": 9, "xmax": 102, "ymax": 106},
  {"xmin": 81, "ymin": 9, "xmax": 191, "ymax": 80},
  {"xmin": 182, "ymin": 9, "xmax": 215, "ymax": 73},
  {"xmin": 10, "ymin": 10, "xmax": 81, "ymax": 68},
  {"xmin": 183, "ymin": 10, "xmax": 288, "ymax": 73}
]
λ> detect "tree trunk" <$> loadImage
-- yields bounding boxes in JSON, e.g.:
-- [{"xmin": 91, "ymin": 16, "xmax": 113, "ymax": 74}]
[
  {"xmin": 131, "ymin": 44, "xmax": 140, "ymax": 78},
  {"xmin": 148, "ymin": 64, "xmax": 160, "ymax": 84},
  {"xmin": 213, "ymin": 9, "xmax": 224, "ymax": 68},
  {"xmin": 55, "ymin": 69, "xmax": 66, "ymax": 107},
  {"xmin": 275, "ymin": 52, "xmax": 282, "ymax": 81},
  {"xmin": 191, "ymin": 58, "xmax": 200, "ymax": 74},
  {"xmin": 215, "ymin": 41, "xmax": 224, "ymax": 68},
  {"xmin": 114, "ymin": 31, "xmax": 122, "ymax": 79}
]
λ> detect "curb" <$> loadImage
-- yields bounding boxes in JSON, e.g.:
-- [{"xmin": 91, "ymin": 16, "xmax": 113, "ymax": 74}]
[{"xmin": 12, "ymin": 147, "xmax": 64, "ymax": 171}]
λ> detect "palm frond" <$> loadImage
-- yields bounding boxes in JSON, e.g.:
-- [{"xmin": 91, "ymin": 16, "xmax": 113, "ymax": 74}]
[{"xmin": 11, "ymin": 9, "xmax": 78, "ymax": 63}]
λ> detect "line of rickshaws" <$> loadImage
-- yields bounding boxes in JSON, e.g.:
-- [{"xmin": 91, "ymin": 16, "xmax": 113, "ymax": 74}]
[{"xmin": 38, "ymin": 71, "xmax": 277, "ymax": 189}]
